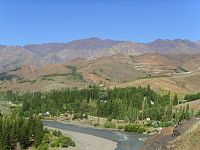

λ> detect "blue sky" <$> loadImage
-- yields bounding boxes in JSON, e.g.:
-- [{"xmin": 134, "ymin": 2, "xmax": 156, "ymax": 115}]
[{"xmin": 0, "ymin": 0, "xmax": 200, "ymax": 45}]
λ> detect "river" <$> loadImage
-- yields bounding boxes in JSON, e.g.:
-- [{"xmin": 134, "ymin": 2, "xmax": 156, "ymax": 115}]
[{"xmin": 43, "ymin": 120, "xmax": 149, "ymax": 150}]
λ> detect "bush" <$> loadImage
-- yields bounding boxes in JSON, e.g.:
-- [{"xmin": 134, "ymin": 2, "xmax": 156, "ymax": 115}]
[
  {"xmin": 124, "ymin": 124, "xmax": 139, "ymax": 132},
  {"xmin": 137, "ymin": 126, "xmax": 146, "ymax": 133},
  {"xmin": 43, "ymin": 134, "xmax": 50, "ymax": 143},
  {"xmin": 60, "ymin": 136, "xmax": 76, "ymax": 148},
  {"xmin": 159, "ymin": 121, "xmax": 174, "ymax": 127},
  {"xmin": 51, "ymin": 139, "xmax": 60, "ymax": 147},
  {"xmin": 43, "ymin": 128, "xmax": 50, "ymax": 134},
  {"xmin": 124, "ymin": 124, "xmax": 146, "ymax": 133},
  {"xmin": 117, "ymin": 125, "xmax": 124, "ymax": 129},
  {"xmin": 73, "ymin": 113, "xmax": 83, "ymax": 120},
  {"xmin": 37, "ymin": 143, "xmax": 48, "ymax": 150},
  {"xmin": 52, "ymin": 130, "xmax": 62, "ymax": 137},
  {"xmin": 104, "ymin": 121, "xmax": 116, "ymax": 128}
]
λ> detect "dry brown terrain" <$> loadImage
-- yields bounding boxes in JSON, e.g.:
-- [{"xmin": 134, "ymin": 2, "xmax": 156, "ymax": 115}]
[
  {"xmin": 116, "ymin": 70, "xmax": 200, "ymax": 97},
  {"xmin": 169, "ymin": 121, "xmax": 200, "ymax": 150},
  {"xmin": 174, "ymin": 99, "xmax": 200, "ymax": 111},
  {"xmin": 0, "ymin": 54, "xmax": 199, "ymax": 96}
]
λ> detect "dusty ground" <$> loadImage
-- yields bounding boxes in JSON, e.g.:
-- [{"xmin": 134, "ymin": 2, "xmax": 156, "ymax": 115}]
[{"xmin": 174, "ymin": 99, "xmax": 200, "ymax": 111}]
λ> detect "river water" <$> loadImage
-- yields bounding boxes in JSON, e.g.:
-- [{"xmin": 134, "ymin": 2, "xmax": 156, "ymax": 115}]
[{"xmin": 43, "ymin": 120, "xmax": 148, "ymax": 150}]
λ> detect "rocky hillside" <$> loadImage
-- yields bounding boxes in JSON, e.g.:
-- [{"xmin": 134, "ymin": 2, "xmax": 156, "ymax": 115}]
[
  {"xmin": 0, "ymin": 53, "xmax": 199, "ymax": 94},
  {"xmin": 0, "ymin": 46, "xmax": 48, "ymax": 72},
  {"xmin": 1, "ymin": 38, "xmax": 200, "ymax": 72}
]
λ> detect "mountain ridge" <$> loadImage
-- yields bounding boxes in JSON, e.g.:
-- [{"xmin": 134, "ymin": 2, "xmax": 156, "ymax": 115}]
[{"xmin": 1, "ymin": 38, "xmax": 200, "ymax": 72}]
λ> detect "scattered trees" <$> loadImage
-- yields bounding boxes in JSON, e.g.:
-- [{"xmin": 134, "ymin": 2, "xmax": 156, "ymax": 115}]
[
  {"xmin": 184, "ymin": 92, "xmax": 200, "ymax": 102},
  {"xmin": 0, "ymin": 85, "xmax": 195, "ymax": 128}
]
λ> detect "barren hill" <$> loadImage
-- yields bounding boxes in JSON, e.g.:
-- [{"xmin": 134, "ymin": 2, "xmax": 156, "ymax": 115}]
[
  {"xmin": 1, "ymin": 37, "xmax": 200, "ymax": 94},
  {"xmin": 1, "ymin": 38, "xmax": 200, "ymax": 72},
  {"xmin": 148, "ymin": 39, "xmax": 200, "ymax": 54},
  {"xmin": 0, "ymin": 53, "xmax": 199, "ymax": 95},
  {"xmin": 0, "ymin": 46, "xmax": 48, "ymax": 73}
]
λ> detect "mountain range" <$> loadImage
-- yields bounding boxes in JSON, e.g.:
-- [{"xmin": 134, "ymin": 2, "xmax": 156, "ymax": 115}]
[{"xmin": 1, "ymin": 37, "xmax": 200, "ymax": 72}]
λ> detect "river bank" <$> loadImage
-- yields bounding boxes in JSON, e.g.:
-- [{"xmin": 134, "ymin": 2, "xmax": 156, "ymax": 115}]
[
  {"xmin": 45, "ymin": 126, "xmax": 117, "ymax": 150},
  {"xmin": 43, "ymin": 120, "xmax": 148, "ymax": 150},
  {"xmin": 140, "ymin": 117, "xmax": 200, "ymax": 150},
  {"xmin": 169, "ymin": 120, "xmax": 200, "ymax": 150},
  {"xmin": 44, "ymin": 116, "xmax": 154, "ymax": 135}
]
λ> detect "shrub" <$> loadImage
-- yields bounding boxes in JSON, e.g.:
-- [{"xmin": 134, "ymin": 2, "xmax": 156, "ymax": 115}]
[
  {"xmin": 43, "ymin": 134, "xmax": 50, "ymax": 143},
  {"xmin": 124, "ymin": 124, "xmax": 146, "ymax": 133},
  {"xmin": 73, "ymin": 113, "xmax": 83, "ymax": 120},
  {"xmin": 52, "ymin": 130, "xmax": 62, "ymax": 137},
  {"xmin": 60, "ymin": 136, "xmax": 76, "ymax": 148},
  {"xmin": 43, "ymin": 128, "xmax": 50, "ymax": 134},
  {"xmin": 137, "ymin": 126, "xmax": 146, "ymax": 133},
  {"xmin": 51, "ymin": 139, "xmax": 60, "ymax": 147},
  {"xmin": 104, "ymin": 121, "xmax": 116, "ymax": 128},
  {"xmin": 160, "ymin": 121, "xmax": 174, "ymax": 127},
  {"xmin": 117, "ymin": 125, "xmax": 124, "ymax": 129},
  {"xmin": 37, "ymin": 143, "xmax": 48, "ymax": 150},
  {"xmin": 124, "ymin": 124, "xmax": 139, "ymax": 132}
]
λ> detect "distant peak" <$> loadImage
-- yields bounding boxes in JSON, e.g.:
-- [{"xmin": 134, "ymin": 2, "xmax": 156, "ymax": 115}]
[
  {"xmin": 151, "ymin": 38, "xmax": 192, "ymax": 43},
  {"xmin": 87, "ymin": 37, "xmax": 102, "ymax": 40}
]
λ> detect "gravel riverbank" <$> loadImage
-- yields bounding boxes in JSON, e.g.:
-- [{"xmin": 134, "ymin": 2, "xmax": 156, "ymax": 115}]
[{"xmin": 45, "ymin": 126, "xmax": 117, "ymax": 150}]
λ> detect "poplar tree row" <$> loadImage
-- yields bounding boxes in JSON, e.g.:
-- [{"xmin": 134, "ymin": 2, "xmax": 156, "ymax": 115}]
[{"xmin": 0, "ymin": 86, "xmax": 190, "ymax": 123}]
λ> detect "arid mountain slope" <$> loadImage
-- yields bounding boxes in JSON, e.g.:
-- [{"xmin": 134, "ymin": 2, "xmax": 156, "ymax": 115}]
[
  {"xmin": 31, "ymin": 38, "xmax": 200, "ymax": 63},
  {"xmin": 116, "ymin": 70, "xmax": 200, "ymax": 97},
  {"xmin": 0, "ymin": 46, "xmax": 48, "ymax": 72},
  {"xmin": 1, "ymin": 38, "xmax": 200, "ymax": 72},
  {"xmin": 24, "ymin": 43, "xmax": 69, "ymax": 56},
  {"xmin": 0, "ymin": 54, "xmax": 199, "ymax": 95},
  {"xmin": 148, "ymin": 39, "xmax": 200, "ymax": 54}
]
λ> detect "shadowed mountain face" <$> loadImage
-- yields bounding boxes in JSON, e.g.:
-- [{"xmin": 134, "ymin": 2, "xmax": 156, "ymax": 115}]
[
  {"xmin": 23, "ymin": 43, "xmax": 69, "ymax": 56},
  {"xmin": 1, "ymin": 38, "xmax": 200, "ymax": 72},
  {"xmin": 0, "ymin": 46, "xmax": 48, "ymax": 72}
]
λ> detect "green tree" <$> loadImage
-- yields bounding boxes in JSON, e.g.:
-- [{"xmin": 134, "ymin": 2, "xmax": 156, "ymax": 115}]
[
  {"xmin": 34, "ymin": 119, "xmax": 43, "ymax": 147},
  {"xmin": 173, "ymin": 94, "xmax": 178, "ymax": 105}
]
